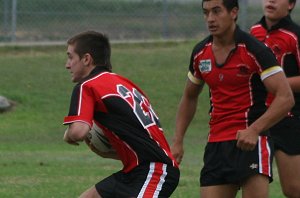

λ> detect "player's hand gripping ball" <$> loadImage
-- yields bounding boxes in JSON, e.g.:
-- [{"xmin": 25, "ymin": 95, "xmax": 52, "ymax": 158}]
[{"xmin": 86, "ymin": 123, "xmax": 114, "ymax": 153}]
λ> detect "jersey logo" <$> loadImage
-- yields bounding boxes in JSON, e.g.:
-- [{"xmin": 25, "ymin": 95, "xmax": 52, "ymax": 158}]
[
  {"xmin": 237, "ymin": 64, "xmax": 250, "ymax": 77},
  {"xmin": 271, "ymin": 44, "xmax": 282, "ymax": 57},
  {"xmin": 249, "ymin": 163, "xmax": 258, "ymax": 170},
  {"xmin": 199, "ymin": 59, "xmax": 212, "ymax": 73}
]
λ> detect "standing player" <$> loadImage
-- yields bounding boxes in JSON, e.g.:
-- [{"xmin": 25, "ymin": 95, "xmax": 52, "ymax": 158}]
[
  {"xmin": 63, "ymin": 31, "xmax": 179, "ymax": 198},
  {"xmin": 250, "ymin": 0, "xmax": 300, "ymax": 197},
  {"xmin": 171, "ymin": 0, "xmax": 294, "ymax": 197}
]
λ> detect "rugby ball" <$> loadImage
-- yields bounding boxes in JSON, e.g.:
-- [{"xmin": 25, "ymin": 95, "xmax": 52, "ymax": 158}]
[{"xmin": 87, "ymin": 123, "xmax": 114, "ymax": 153}]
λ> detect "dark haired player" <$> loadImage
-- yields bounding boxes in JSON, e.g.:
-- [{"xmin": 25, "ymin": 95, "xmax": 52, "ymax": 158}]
[
  {"xmin": 171, "ymin": 0, "xmax": 294, "ymax": 197},
  {"xmin": 251, "ymin": 0, "xmax": 300, "ymax": 197},
  {"xmin": 63, "ymin": 31, "xmax": 179, "ymax": 198}
]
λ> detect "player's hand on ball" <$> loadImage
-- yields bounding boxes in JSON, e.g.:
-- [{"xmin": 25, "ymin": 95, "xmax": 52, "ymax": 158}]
[
  {"xmin": 85, "ymin": 122, "xmax": 120, "ymax": 160},
  {"xmin": 85, "ymin": 122, "xmax": 115, "ymax": 155}
]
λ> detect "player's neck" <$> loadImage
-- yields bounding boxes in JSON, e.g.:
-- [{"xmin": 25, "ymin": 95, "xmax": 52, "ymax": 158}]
[
  {"xmin": 266, "ymin": 19, "xmax": 279, "ymax": 30},
  {"xmin": 213, "ymin": 24, "xmax": 236, "ymax": 48}
]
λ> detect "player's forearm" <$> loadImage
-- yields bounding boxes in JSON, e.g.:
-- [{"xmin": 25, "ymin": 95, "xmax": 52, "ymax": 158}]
[
  {"xmin": 173, "ymin": 96, "xmax": 198, "ymax": 144},
  {"xmin": 67, "ymin": 122, "xmax": 91, "ymax": 142},
  {"xmin": 288, "ymin": 76, "xmax": 300, "ymax": 92}
]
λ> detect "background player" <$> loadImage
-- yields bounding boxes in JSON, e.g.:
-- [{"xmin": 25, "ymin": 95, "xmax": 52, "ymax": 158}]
[
  {"xmin": 63, "ymin": 31, "xmax": 179, "ymax": 198},
  {"xmin": 250, "ymin": 0, "xmax": 300, "ymax": 197},
  {"xmin": 171, "ymin": 0, "xmax": 294, "ymax": 197}
]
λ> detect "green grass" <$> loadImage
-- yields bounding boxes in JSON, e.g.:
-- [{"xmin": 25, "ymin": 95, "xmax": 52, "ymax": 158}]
[{"xmin": 0, "ymin": 41, "xmax": 283, "ymax": 197}]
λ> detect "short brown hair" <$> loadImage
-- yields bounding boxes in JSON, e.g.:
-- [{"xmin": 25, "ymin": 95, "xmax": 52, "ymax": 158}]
[{"xmin": 67, "ymin": 31, "xmax": 112, "ymax": 70}]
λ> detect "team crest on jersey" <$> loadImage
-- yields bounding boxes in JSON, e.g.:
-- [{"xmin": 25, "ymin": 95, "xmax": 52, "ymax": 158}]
[
  {"xmin": 199, "ymin": 59, "xmax": 212, "ymax": 73},
  {"xmin": 237, "ymin": 64, "xmax": 250, "ymax": 77}
]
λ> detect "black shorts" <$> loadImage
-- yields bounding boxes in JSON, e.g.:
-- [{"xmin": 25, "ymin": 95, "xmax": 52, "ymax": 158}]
[
  {"xmin": 200, "ymin": 136, "xmax": 274, "ymax": 187},
  {"xmin": 95, "ymin": 162, "xmax": 179, "ymax": 198},
  {"xmin": 271, "ymin": 116, "xmax": 300, "ymax": 155}
]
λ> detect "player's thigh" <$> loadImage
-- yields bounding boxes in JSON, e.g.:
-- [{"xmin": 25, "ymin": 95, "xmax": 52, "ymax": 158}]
[
  {"xmin": 275, "ymin": 150, "xmax": 300, "ymax": 190},
  {"xmin": 79, "ymin": 186, "xmax": 102, "ymax": 198},
  {"xmin": 241, "ymin": 174, "xmax": 269, "ymax": 198},
  {"xmin": 200, "ymin": 184, "xmax": 239, "ymax": 198}
]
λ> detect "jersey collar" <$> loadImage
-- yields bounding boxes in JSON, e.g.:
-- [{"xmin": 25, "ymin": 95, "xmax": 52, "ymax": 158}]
[
  {"xmin": 78, "ymin": 66, "xmax": 110, "ymax": 84},
  {"xmin": 258, "ymin": 15, "xmax": 292, "ymax": 31}
]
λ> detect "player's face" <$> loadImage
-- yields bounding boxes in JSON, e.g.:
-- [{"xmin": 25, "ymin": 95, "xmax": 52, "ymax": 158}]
[
  {"xmin": 202, "ymin": 0, "xmax": 238, "ymax": 37},
  {"xmin": 263, "ymin": 0, "xmax": 294, "ymax": 21},
  {"xmin": 65, "ymin": 44, "xmax": 88, "ymax": 83}
]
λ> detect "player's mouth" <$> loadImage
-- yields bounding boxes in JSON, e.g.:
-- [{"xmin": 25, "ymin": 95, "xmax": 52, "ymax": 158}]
[
  {"xmin": 208, "ymin": 25, "xmax": 218, "ymax": 32},
  {"xmin": 265, "ymin": 5, "xmax": 276, "ymax": 13}
]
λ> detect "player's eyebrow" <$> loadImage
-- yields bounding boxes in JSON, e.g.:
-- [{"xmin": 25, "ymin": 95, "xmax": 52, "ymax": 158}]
[{"xmin": 203, "ymin": 5, "xmax": 222, "ymax": 12}]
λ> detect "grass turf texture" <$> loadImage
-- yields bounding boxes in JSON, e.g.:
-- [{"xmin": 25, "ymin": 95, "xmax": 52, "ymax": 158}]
[{"xmin": 0, "ymin": 42, "xmax": 283, "ymax": 197}]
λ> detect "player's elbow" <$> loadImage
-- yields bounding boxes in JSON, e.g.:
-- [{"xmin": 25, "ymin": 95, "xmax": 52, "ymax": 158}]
[
  {"xmin": 284, "ymin": 91, "xmax": 295, "ymax": 112},
  {"xmin": 288, "ymin": 95, "xmax": 295, "ymax": 109}
]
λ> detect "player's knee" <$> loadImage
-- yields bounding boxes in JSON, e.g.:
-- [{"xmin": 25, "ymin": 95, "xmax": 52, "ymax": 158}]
[{"xmin": 282, "ymin": 184, "xmax": 300, "ymax": 198}]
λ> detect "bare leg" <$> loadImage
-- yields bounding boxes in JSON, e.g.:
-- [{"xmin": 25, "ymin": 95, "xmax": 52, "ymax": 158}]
[
  {"xmin": 241, "ymin": 174, "xmax": 269, "ymax": 198},
  {"xmin": 275, "ymin": 150, "xmax": 300, "ymax": 198},
  {"xmin": 79, "ymin": 186, "xmax": 102, "ymax": 198},
  {"xmin": 200, "ymin": 184, "xmax": 239, "ymax": 198}
]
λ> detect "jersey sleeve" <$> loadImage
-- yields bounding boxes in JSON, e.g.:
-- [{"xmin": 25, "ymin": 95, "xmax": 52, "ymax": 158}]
[
  {"xmin": 260, "ymin": 66, "xmax": 283, "ymax": 81},
  {"xmin": 246, "ymin": 36, "xmax": 282, "ymax": 80},
  {"xmin": 63, "ymin": 83, "xmax": 95, "ymax": 127},
  {"xmin": 188, "ymin": 47, "xmax": 205, "ymax": 85},
  {"xmin": 255, "ymin": 47, "xmax": 283, "ymax": 81}
]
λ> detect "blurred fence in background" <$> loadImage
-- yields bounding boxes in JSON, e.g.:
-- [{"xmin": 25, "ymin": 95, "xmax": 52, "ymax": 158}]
[{"xmin": 0, "ymin": 0, "xmax": 299, "ymax": 44}]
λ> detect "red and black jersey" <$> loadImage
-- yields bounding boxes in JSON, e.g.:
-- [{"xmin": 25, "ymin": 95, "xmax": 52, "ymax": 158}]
[
  {"xmin": 251, "ymin": 15, "xmax": 300, "ymax": 116},
  {"xmin": 188, "ymin": 26, "xmax": 281, "ymax": 142},
  {"xmin": 64, "ymin": 66, "xmax": 178, "ymax": 172}
]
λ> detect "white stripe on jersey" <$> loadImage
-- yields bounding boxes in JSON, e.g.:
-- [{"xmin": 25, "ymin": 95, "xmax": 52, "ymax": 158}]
[
  {"xmin": 258, "ymin": 136, "xmax": 272, "ymax": 176},
  {"xmin": 153, "ymin": 164, "xmax": 167, "ymax": 197},
  {"xmin": 137, "ymin": 163, "xmax": 167, "ymax": 198},
  {"xmin": 137, "ymin": 163, "xmax": 155, "ymax": 198}
]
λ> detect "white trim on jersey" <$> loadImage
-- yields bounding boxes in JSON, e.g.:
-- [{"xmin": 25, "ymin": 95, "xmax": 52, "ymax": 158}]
[
  {"xmin": 261, "ymin": 66, "xmax": 283, "ymax": 81},
  {"xmin": 138, "ymin": 163, "xmax": 155, "ymax": 198},
  {"xmin": 153, "ymin": 164, "xmax": 167, "ymax": 197},
  {"xmin": 258, "ymin": 136, "xmax": 272, "ymax": 177},
  {"xmin": 137, "ymin": 162, "xmax": 167, "ymax": 198}
]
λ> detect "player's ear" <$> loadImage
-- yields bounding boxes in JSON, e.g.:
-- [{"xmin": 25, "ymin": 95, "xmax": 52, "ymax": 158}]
[
  {"xmin": 82, "ymin": 53, "xmax": 93, "ymax": 66},
  {"xmin": 231, "ymin": 7, "xmax": 238, "ymax": 21},
  {"xmin": 288, "ymin": 1, "xmax": 295, "ymax": 12}
]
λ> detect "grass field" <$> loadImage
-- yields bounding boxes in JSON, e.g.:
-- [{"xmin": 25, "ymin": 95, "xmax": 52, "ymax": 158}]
[{"xmin": 0, "ymin": 41, "xmax": 284, "ymax": 197}]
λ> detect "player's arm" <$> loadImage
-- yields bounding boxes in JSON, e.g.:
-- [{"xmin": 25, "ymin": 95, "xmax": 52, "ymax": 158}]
[
  {"xmin": 63, "ymin": 121, "xmax": 90, "ymax": 145},
  {"xmin": 287, "ymin": 76, "xmax": 300, "ymax": 92},
  {"xmin": 171, "ymin": 76, "xmax": 204, "ymax": 164},
  {"xmin": 237, "ymin": 70, "xmax": 294, "ymax": 151},
  {"xmin": 252, "ymin": 70, "xmax": 294, "ymax": 132}
]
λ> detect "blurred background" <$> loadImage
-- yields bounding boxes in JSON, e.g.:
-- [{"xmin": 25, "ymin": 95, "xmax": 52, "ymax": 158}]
[{"xmin": 0, "ymin": 0, "xmax": 299, "ymax": 44}]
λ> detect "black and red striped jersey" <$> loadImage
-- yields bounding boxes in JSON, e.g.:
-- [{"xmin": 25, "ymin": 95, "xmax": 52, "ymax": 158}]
[
  {"xmin": 64, "ymin": 66, "xmax": 178, "ymax": 172},
  {"xmin": 250, "ymin": 15, "xmax": 300, "ymax": 116},
  {"xmin": 188, "ymin": 26, "xmax": 281, "ymax": 142}
]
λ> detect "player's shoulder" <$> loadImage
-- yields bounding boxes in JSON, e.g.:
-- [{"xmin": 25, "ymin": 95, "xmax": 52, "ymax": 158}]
[
  {"xmin": 192, "ymin": 35, "xmax": 212, "ymax": 56},
  {"xmin": 286, "ymin": 19, "xmax": 300, "ymax": 37},
  {"xmin": 236, "ymin": 27, "xmax": 269, "ymax": 53}
]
